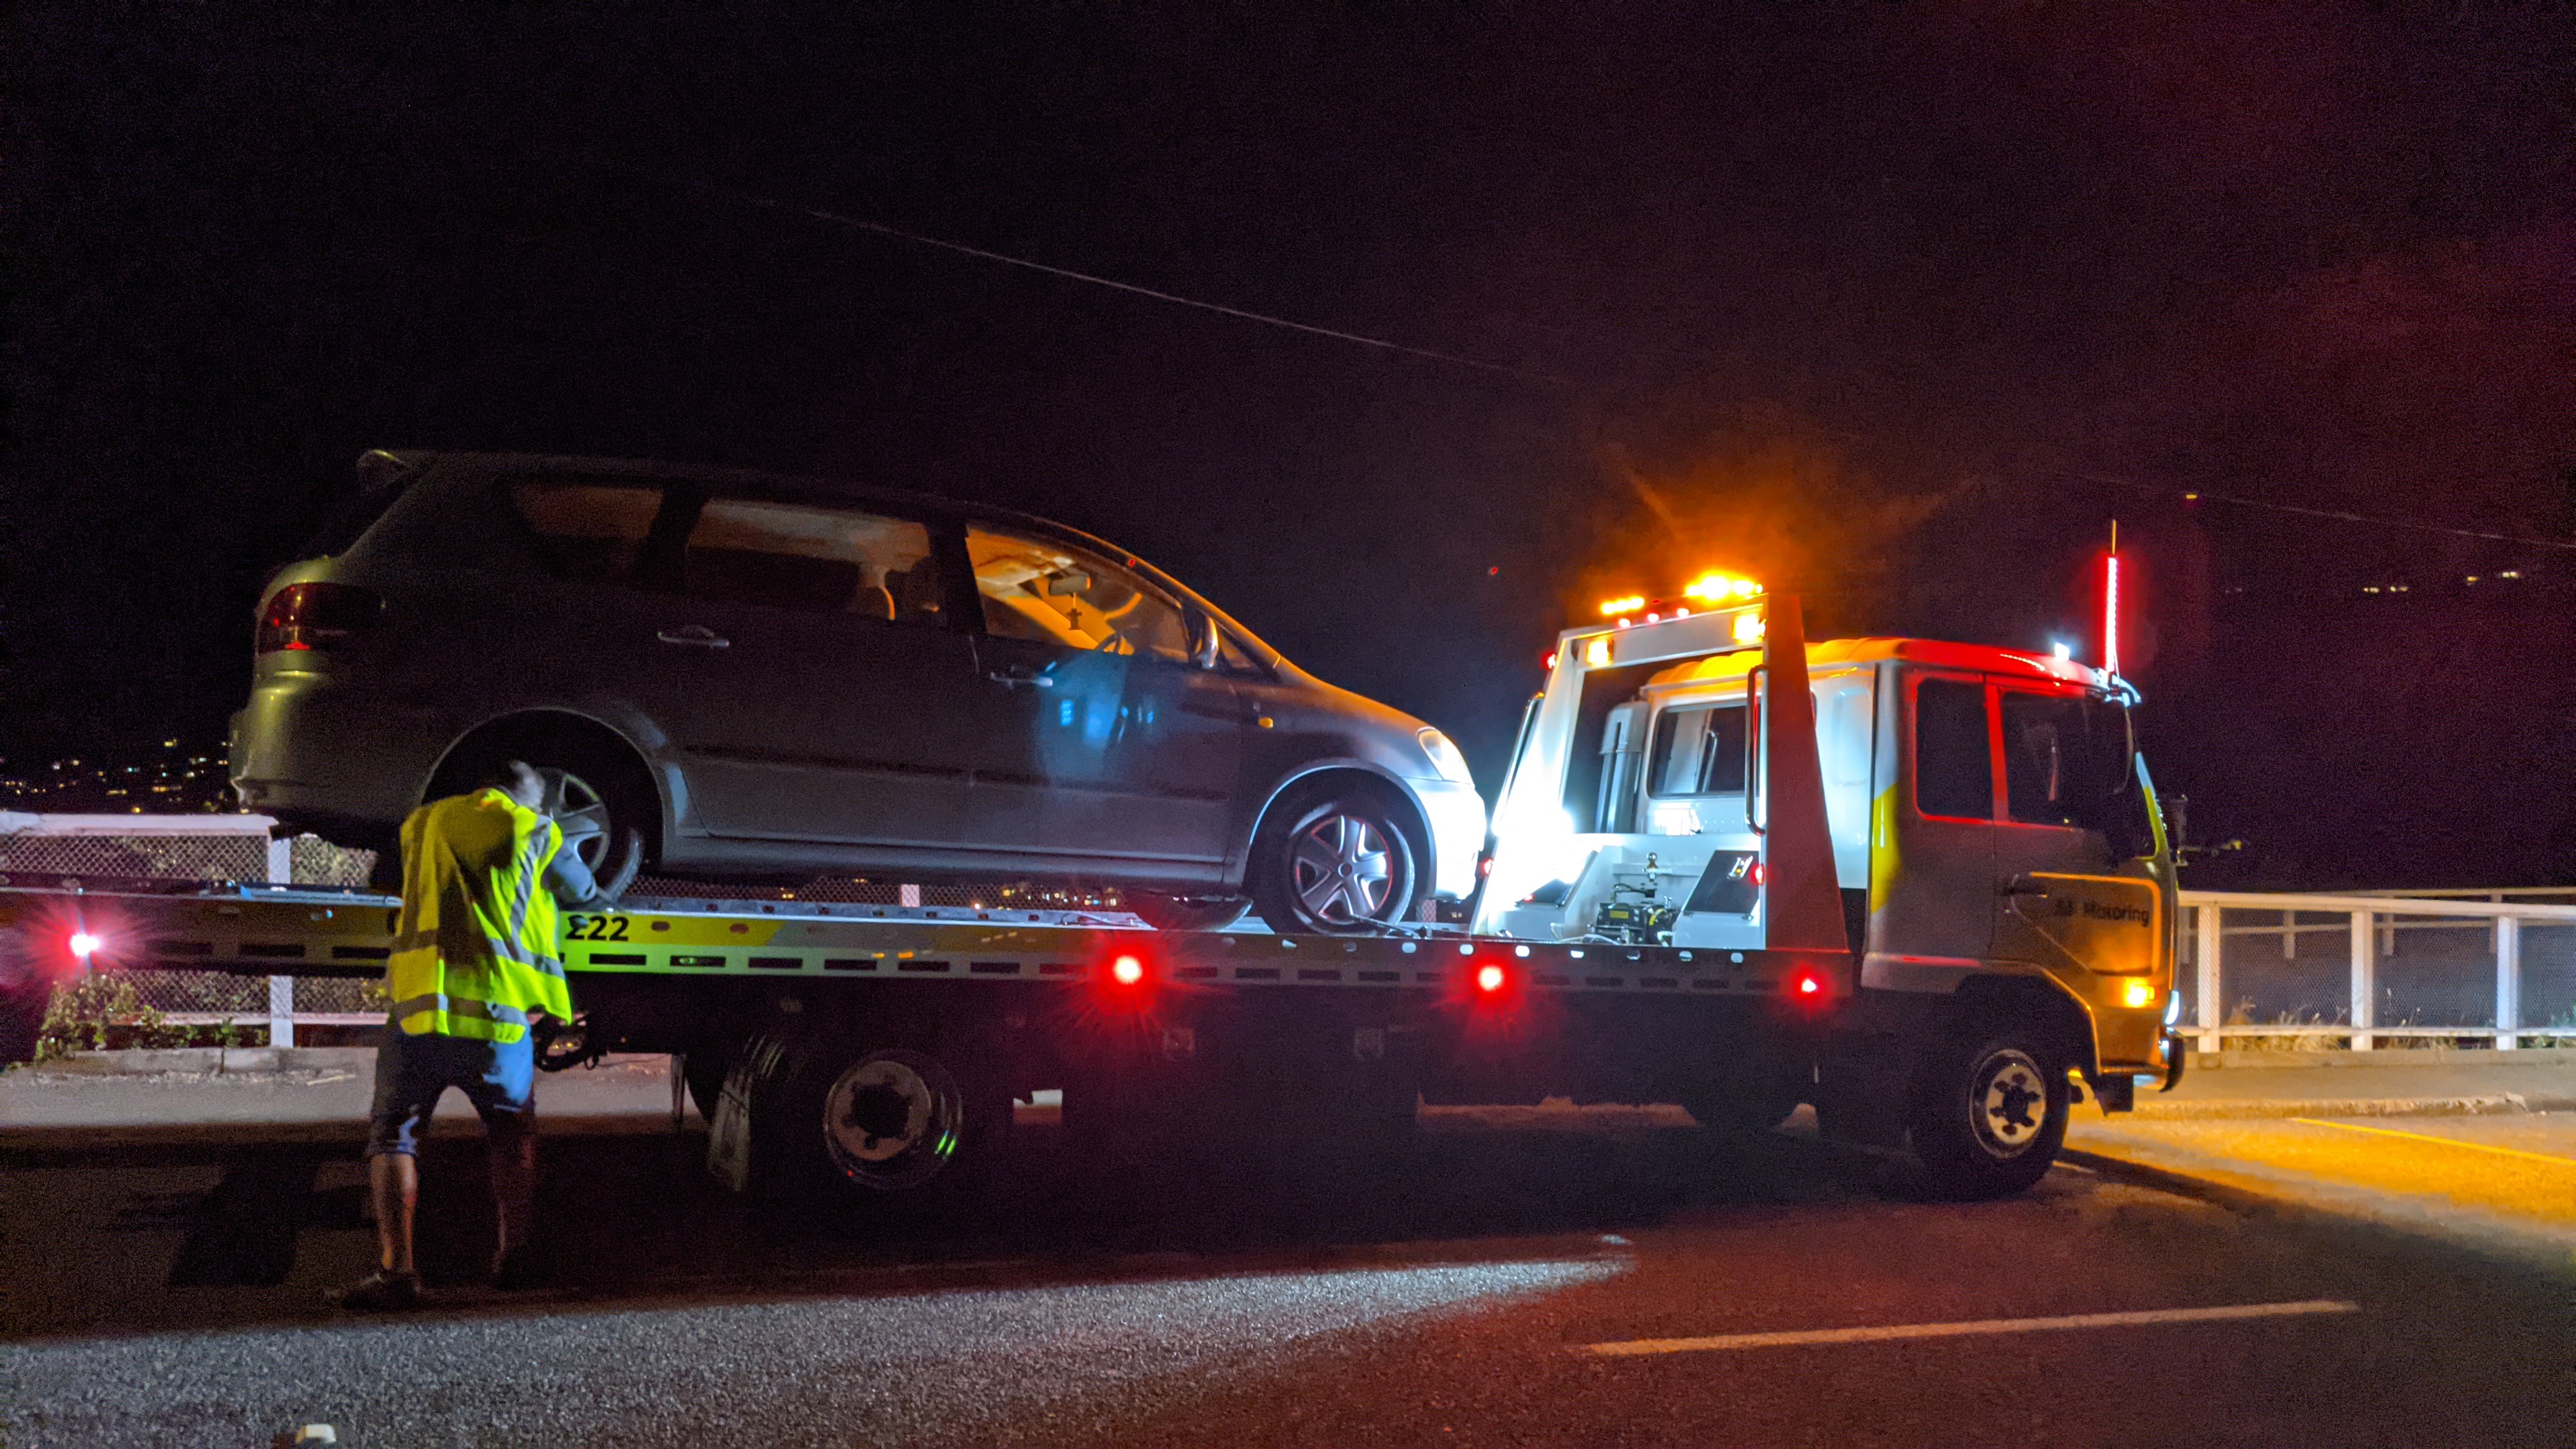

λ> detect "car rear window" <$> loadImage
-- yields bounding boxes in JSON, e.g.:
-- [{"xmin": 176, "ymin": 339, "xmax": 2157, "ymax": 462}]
[
  {"xmin": 510, "ymin": 480, "xmax": 664, "ymax": 583},
  {"xmin": 682, "ymin": 498, "xmax": 942, "ymax": 621}
]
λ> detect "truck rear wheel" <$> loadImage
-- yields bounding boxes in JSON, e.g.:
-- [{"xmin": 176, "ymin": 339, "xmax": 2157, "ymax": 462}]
[
  {"xmin": 752, "ymin": 1036, "xmax": 1010, "ymax": 1207},
  {"xmin": 1909, "ymin": 1028, "xmax": 2069, "ymax": 1200}
]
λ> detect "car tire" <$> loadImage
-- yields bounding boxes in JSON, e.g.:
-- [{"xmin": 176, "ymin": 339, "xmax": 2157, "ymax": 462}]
[
  {"xmin": 430, "ymin": 726, "xmax": 655, "ymax": 887},
  {"xmin": 1126, "ymin": 893, "xmax": 1252, "ymax": 933},
  {"xmin": 1248, "ymin": 779, "xmax": 1423, "ymax": 935},
  {"xmin": 1908, "ymin": 1027, "xmax": 2069, "ymax": 1200}
]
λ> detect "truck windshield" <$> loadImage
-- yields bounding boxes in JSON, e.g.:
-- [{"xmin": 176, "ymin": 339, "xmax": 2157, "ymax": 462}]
[{"xmin": 2000, "ymin": 691, "xmax": 2148, "ymax": 852}]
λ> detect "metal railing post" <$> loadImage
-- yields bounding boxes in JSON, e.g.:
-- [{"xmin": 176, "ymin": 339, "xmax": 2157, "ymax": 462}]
[
  {"xmin": 2196, "ymin": 903, "xmax": 2223, "ymax": 1054},
  {"xmin": 2496, "ymin": 914, "xmax": 2521, "ymax": 1052},
  {"xmin": 2348, "ymin": 908, "xmax": 2375, "ymax": 1050},
  {"xmin": 268, "ymin": 975, "xmax": 295, "ymax": 1050}
]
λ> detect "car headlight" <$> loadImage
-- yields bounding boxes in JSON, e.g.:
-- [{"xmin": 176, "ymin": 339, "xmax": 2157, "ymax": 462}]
[{"xmin": 1416, "ymin": 728, "xmax": 1475, "ymax": 788}]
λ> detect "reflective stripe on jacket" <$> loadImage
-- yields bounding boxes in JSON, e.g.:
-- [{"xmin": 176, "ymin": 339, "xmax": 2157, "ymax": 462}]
[{"xmin": 387, "ymin": 789, "xmax": 574, "ymax": 1042}]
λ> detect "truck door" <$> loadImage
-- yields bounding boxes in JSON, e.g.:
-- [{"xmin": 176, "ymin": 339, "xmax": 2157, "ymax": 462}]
[
  {"xmin": 1988, "ymin": 686, "xmax": 2167, "ymax": 1063},
  {"xmin": 1869, "ymin": 669, "xmax": 1997, "ymax": 981}
]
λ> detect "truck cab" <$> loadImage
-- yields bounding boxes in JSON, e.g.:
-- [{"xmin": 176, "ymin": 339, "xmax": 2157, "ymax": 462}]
[{"xmin": 1478, "ymin": 590, "xmax": 2182, "ymax": 1160}]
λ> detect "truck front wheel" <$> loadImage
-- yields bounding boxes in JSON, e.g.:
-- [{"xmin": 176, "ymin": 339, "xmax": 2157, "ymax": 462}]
[{"xmin": 1909, "ymin": 1029, "xmax": 2069, "ymax": 1200}]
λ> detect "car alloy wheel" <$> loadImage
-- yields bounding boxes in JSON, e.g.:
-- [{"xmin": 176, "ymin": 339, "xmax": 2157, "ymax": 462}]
[
  {"xmin": 1290, "ymin": 811, "xmax": 1399, "ymax": 925},
  {"xmin": 530, "ymin": 766, "xmax": 617, "ymax": 873}
]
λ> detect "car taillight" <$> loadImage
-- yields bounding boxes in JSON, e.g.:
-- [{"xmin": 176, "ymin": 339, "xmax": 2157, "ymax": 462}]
[{"xmin": 256, "ymin": 583, "xmax": 381, "ymax": 654}]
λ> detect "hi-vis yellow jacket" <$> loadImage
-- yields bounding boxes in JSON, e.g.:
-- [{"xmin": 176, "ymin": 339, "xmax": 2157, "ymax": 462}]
[{"xmin": 387, "ymin": 788, "xmax": 574, "ymax": 1043}]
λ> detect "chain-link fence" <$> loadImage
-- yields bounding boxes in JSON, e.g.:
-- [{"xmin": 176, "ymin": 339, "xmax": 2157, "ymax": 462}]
[{"xmin": 5, "ymin": 813, "xmax": 380, "ymax": 1045}]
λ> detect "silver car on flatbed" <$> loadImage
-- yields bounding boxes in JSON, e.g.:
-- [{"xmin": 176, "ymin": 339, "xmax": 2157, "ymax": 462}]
[{"xmin": 231, "ymin": 452, "xmax": 1485, "ymax": 933}]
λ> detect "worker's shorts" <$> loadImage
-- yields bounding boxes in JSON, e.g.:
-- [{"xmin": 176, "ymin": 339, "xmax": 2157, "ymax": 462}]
[{"xmin": 366, "ymin": 1027, "xmax": 535, "ymax": 1157}]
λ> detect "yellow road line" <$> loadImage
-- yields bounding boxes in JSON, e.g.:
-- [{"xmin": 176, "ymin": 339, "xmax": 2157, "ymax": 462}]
[
  {"xmin": 2288, "ymin": 1117, "xmax": 2576, "ymax": 1168},
  {"xmin": 1582, "ymin": 1300, "xmax": 2360, "ymax": 1356}
]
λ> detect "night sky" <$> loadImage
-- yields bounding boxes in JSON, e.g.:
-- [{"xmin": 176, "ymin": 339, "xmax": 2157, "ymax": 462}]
[{"xmin": 7, "ymin": 4, "xmax": 2572, "ymax": 887}]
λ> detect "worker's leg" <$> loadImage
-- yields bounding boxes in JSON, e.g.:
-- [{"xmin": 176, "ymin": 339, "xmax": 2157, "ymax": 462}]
[
  {"xmin": 466, "ymin": 1031, "xmax": 542, "ymax": 1285},
  {"xmin": 337, "ymin": 1027, "xmax": 441, "ymax": 1308},
  {"xmin": 369, "ymin": 1151, "xmax": 420, "ymax": 1274},
  {"xmin": 487, "ymin": 1119, "xmax": 536, "ymax": 1264}
]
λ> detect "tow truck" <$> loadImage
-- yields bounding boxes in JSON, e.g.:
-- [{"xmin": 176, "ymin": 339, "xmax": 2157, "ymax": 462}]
[{"xmin": 0, "ymin": 584, "xmax": 2182, "ymax": 1201}]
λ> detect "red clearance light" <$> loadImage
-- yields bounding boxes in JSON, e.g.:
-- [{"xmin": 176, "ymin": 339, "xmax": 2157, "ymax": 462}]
[
  {"xmin": 1797, "ymin": 972, "xmax": 1821, "ymax": 995},
  {"xmin": 68, "ymin": 931, "xmax": 102, "ymax": 960},
  {"xmin": 1475, "ymin": 963, "xmax": 1506, "ymax": 994},
  {"xmin": 1110, "ymin": 954, "xmax": 1145, "ymax": 986}
]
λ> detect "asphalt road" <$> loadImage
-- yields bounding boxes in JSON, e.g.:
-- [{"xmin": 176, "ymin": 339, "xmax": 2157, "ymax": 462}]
[{"xmin": 4, "ymin": 1100, "xmax": 2573, "ymax": 1446}]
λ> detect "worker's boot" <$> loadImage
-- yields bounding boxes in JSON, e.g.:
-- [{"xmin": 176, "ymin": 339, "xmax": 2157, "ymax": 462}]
[{"xmin": 331, "ymin": 1269, "xmax": 425, "ymax": 1312}]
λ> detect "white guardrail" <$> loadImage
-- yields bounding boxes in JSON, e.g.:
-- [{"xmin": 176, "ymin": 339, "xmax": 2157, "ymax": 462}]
[{"xmin": 2178, "ymin": 889, "xmax": 2576, "ymax": 1052}]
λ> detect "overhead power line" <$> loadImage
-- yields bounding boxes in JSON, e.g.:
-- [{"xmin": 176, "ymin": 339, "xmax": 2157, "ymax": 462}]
[
  {"xmin": 2073, "ymin": 472, "xmax": 2576, "ymax": 553},
  {"xmin": 705, "ymin": 183, "xmax": 1567, "ymax": 387},
  {"xmin": 656, "ymin": 167, "xmax": 2575, "ymax": 557}
]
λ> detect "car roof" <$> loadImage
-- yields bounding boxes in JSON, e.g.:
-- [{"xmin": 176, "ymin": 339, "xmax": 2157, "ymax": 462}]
[
  {"xmin": 363, "ymin": 450, "xmax": 1291, "ymax": 670},
  {"xmin": 385, "ymin": 450, "xmax": 1088, "ymax": 546}
]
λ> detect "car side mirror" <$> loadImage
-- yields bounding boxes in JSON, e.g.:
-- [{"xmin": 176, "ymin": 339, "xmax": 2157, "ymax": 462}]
[{"xmin": 1186, "ymin": 610, "xmax": 1221, "ymax": 670}]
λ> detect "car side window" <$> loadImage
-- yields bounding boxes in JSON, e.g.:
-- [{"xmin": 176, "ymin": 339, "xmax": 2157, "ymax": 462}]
[
  {"xmin": 510, "ymin": 480, "xmax": 664, "ymax": 583},
  {"xmin": 1914, "ymin": 676, "xmax": 1994, "ymax": 821},
  {"xmin": 682, "ymin": 498, "xmax": 942, "ymax": 622},
  {"xmin": 965, "ymin": 525, "xmax": 1192, "ymax": 663}
]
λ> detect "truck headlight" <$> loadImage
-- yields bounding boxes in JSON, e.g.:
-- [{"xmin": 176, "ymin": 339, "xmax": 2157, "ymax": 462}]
[{"xmin": 1416, "ymin": 728, "xmax": 1475, "ymax": 788}]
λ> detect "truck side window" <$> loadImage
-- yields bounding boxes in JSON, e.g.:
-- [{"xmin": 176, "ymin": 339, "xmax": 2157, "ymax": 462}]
[
  {"xmin": 1646, "ymin": 704, "xmax": 1749, "ymax": 795},
  {"xmin": 2002, "ymin": 691, "xmax": 2141, "ymax": 841},
  {"xmin": 1915, "ymin": 677, "xmax": 1993, "ymax": 820},
  {"xmin": 510, "ymin": 480, "xmax": 663, "ymax": 584},
  {"xmin": 682, "ymin": 498, "xmax": 941, "ymax": 622}
]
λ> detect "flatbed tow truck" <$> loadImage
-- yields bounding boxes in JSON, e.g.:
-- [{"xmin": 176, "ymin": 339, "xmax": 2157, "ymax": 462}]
[{"xmin": 0, "ymin": 587, "xmax": 2184, "ymax": 1202}]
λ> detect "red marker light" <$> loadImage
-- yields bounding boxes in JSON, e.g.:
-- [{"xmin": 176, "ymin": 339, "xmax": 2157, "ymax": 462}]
[
  {"xmin": 68, "ymin": 931, "xmax": 101, "ymax": 960},
  {"xmin": 1110, "ymin": 954, "xmax": 1145, "ymax": 986},
  {"xmin": 1797, "ymin": 972, "xmax": 1821, "ymax": 995},
  {"xmin": 1475, "ymin": 963, "xmax": 1506, "ymax": 993}
]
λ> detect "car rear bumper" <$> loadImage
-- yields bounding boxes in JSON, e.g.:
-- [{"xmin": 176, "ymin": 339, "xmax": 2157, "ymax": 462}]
[
  {"xmin": 1410, "ymin": 778, "xmax": 1487, "ymax": 900},
  {"xmin": 229, "ymin": 672, "xmax": 450, "ymax": 839}
]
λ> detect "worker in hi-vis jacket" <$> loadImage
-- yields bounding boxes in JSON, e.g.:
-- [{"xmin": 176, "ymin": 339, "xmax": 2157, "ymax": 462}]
[{"xmin": 335, "ymin": 760, "xmax": 635, "ymax": 1310}]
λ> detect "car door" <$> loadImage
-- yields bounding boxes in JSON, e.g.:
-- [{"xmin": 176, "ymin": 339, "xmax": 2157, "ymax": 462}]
[
  {"xmin": 638, "ymin": 492, "xmax": 982, "ymax": 848},
  {"xmin": 955, "ymin": 523, "xmax": 1246, "ymax": 871}
]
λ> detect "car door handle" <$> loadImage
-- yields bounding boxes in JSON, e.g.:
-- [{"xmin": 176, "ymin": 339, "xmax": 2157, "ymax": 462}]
[
  {"xmin": 656, "ymin": 625, "xmax": 730, "ymax": 648},
  {"xmin": 986, "ymin": 667, "xmax": 1055, "ymax": 689}
]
